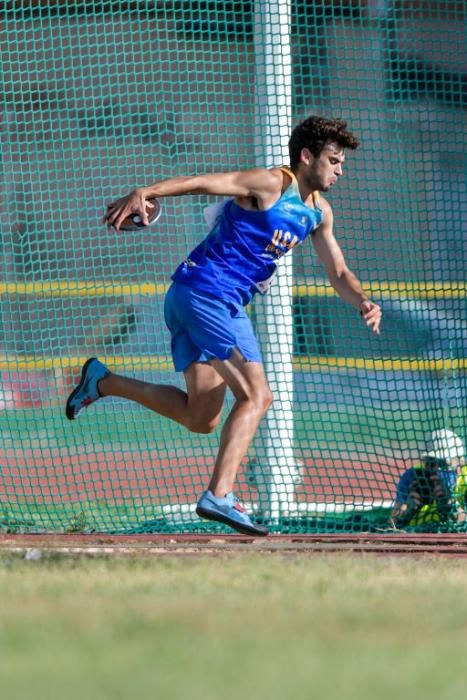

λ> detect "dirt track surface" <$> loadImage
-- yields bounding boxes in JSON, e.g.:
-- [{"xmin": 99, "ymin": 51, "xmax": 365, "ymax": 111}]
[{"xmin": 2, "ymin": 533, "xmax": 467, "ymax": 557}]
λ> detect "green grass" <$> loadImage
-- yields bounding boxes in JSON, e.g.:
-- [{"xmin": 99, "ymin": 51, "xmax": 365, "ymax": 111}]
[{"xmin": 0, "ymin": 553, "xmax": 467, "ymax": 700}]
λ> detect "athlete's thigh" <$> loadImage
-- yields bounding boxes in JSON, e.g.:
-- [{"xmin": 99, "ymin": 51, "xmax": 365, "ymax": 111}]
[
  {"xmin": 184, "ymin": 361, "xmax": 227, "ymax": 420},
  {"xmin": 210, "ymin": 348, "xmax": 270, "ymax": 401}
]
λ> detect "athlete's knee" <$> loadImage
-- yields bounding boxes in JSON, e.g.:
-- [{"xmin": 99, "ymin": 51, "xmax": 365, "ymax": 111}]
[
  {"xmin": 263, "ymin": 387, "xmax": 274, "ymax": 414},
  {"xmin": 185, "ymin": 412, "xmax": 222, "ymax": 434},
  {"xmin": 264, "ymin": 387, "xmax": 274, "ymax": 410},
  {"xmin": 237, "ymin": 384, "xmax": 273, "ymax": 414},
  {"xmin": 252, "ymin": 379, "xmax": 273, "ymax": 412}
]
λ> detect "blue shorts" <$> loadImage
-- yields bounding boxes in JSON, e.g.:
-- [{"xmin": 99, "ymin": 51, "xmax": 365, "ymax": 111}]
[{"xmin": 164, "ymin": 282, "xmax": 263, "ymax": 372}]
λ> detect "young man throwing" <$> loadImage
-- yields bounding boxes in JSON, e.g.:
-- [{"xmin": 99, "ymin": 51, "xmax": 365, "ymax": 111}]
[{"xmin": 66, "ymin": 115, "xmax": 382, "ymax": 536}]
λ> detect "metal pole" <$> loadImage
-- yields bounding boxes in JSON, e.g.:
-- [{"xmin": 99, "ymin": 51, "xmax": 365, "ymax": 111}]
[{"xmin": 253, "ymin": 0, "xmax": 299, "ymax": 520}]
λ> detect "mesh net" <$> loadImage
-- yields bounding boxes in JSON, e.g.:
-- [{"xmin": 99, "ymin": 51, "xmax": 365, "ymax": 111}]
[{"xmin": 0, "ymin": 0, "xmax": 465, "ymax": 534}]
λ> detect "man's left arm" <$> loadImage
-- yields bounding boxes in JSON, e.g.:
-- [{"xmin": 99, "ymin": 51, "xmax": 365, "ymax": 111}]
[{"xmin": 311, "ymin": 199, "xmax": 382, "ymax": 334}]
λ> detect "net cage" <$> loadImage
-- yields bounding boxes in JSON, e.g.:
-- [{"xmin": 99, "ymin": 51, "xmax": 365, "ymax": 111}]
[{"xmin": 0, "ymin": 0, "xmax": 465, "ymax": 534}]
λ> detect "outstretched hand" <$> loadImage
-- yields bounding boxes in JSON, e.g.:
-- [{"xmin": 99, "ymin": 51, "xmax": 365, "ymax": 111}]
[
  {"xmin": 360, "ymin": 300, "xmax": 382, "ymax": 334},
  {"xmin": 103, "ymin": 188, "xmax": 153, "ymax": 231}
]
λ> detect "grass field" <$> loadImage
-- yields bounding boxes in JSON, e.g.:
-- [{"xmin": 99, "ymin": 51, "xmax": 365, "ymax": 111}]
[{"xmin": 1, "ymin": 552, "xmax": 467, "ymax": 700}]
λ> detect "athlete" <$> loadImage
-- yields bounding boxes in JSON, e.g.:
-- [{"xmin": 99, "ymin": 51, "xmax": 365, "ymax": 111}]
[
  {"xmin": 66, "ymin": 116, "xmax": 382, "ymax": 536},
  {"xmin": 391, "ymin": 429, "xmax": 465, "ymax": 528}
]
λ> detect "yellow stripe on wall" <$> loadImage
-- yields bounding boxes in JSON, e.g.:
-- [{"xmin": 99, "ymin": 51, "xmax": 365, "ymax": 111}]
[
  {"xmin": 0, "ymin": 280, "xmax": 465, "ymax": 299},
  {"xmin": 294, "ymin": 281, "xmax": 466, "ymax": 300},
  {"xmin": 0, "ymin": 281, "xmax": 167, "ymax": 297},
  {"xmin": 1, "ymin": 355, "xmax": 464, "ymax": 373}
]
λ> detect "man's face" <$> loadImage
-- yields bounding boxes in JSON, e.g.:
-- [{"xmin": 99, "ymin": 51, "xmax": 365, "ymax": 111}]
[{"xmin": 304, "ymin": 142, "xmax": 345, "ymax": 191}]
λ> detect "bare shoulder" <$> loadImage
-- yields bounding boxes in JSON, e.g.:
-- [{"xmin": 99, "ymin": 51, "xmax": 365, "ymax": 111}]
[
  {"xmin": 231, "ymin": 166, "xmax": 281, "ymax": 191},
  {"xmin": 234, "ymin": 166, "xmax": 284, "ymax": 209},
  {"xmin": 250, "ymin": 166, "xmax": 284, "ymax": 192},
  {"xmin": 263, "ymin": 167, "xmax": 290, "ymax": 198},
  {"xmin": 318, "ymin": 194, "xmax": 333, "ymax": 217},
  {"xmin": 268, "ymin": 166, "xmax": 288, "ymax": 183},
  {"xmin": 313, "ymin": 195, "xmax": 335, "ymax": 239}
]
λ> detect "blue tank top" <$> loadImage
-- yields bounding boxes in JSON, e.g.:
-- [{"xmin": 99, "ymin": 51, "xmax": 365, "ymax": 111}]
[{"xmin": 171, "ymin": 167, "xmax": 324, "ymax": 307}]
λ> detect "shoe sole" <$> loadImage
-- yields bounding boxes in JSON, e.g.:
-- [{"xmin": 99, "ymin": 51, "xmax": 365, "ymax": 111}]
[
  {"xmin": 196, "ymin": 506, "xmax": 269, "ymax": 537},
  {"xmin": 65, "ymin": 357, "xmax": 98, "ymax": 421}
]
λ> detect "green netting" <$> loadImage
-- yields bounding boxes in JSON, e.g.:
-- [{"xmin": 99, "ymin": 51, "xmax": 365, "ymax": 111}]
[{"xmin": 0, "ymin": 1, "xmax": 465, "ymax": 534}]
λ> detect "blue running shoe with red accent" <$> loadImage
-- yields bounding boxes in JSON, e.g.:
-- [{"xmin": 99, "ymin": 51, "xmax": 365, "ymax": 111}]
[
  {"xmin": 65, "ymin": 357, "xmax": 110, "ymax": 420},
  {"xmin": 196, "ymin": 490, "xmax": 269, "ymax": 536}
]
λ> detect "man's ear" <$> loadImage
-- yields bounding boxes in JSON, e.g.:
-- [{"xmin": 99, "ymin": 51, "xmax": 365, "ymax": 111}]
[{"xmin": 301, "ymin": 147, "xmax": 313, "ymax": 166}]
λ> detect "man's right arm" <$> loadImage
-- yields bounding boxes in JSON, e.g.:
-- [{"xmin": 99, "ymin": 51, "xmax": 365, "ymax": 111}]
[
  {"xmin": 104, "ymin": 168, "xmax": 283, "ymax": 231},
  {"xmin": 311, "ymin": 198, "xmax": 382, "ymax": 334}
]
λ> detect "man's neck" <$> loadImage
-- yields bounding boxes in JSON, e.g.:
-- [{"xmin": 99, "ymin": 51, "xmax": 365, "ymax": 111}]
[{"xmin": 291, "ymin": 167, "xmax": 318, "ymax": 202}]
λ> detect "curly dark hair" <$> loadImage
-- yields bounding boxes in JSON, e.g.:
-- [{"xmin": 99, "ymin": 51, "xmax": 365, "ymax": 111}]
[{"xmin": 288, "ymin": 116, "xmax": 359, "ymax": 167}]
